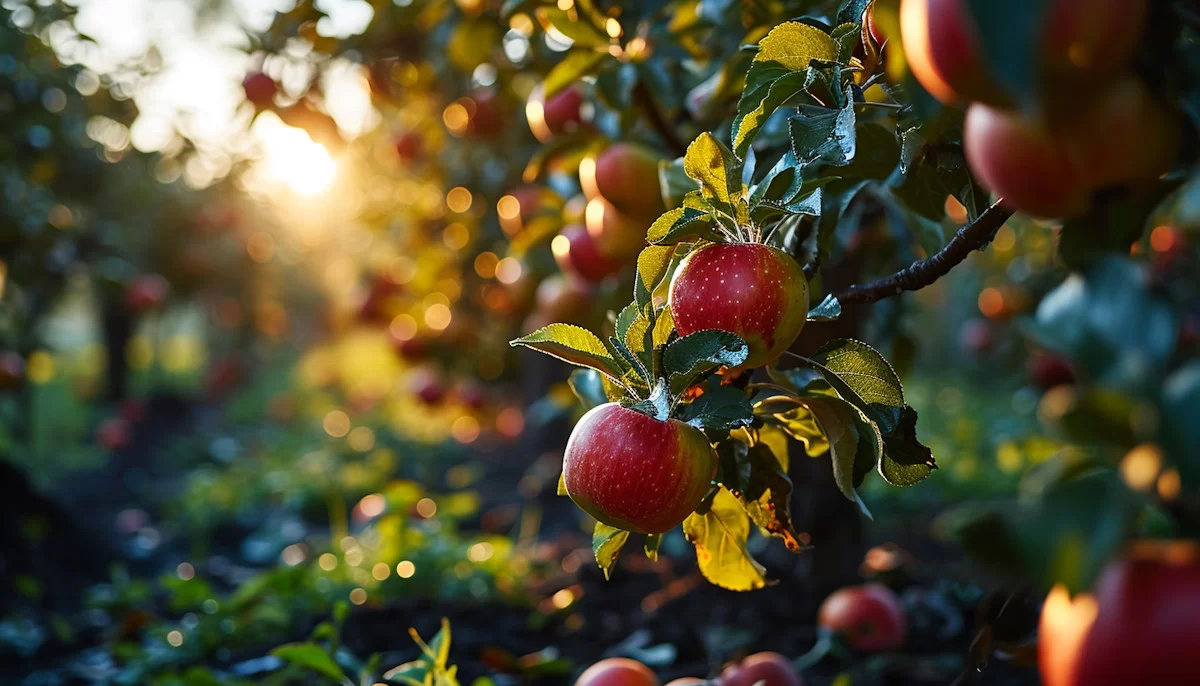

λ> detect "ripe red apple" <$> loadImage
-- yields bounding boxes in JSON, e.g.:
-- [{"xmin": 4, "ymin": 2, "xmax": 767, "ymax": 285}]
[
  {"xmin": 1039, "ymin": 543, "xmax": 1200, "ymax": 686},
  {"xmin": 563, "ymin": 403, "xmax": 717, "ymax": 534},
  {"xmin": 1056, "ymin": 77, "xmax": 1181, "ymax": 190},
  {"xmin": 720, "ymin": 652, "xmax": 803, "ymax": 686},
  {"xmin": 584, "ymin": 197, "xmax": 647, "ymax": 260},
  {"xmin": 668, "ymin": 243, "xmax": 808, "ymax": 371},
  {"xmin": 576, "ymin": 658, "xmax": 659, "ymax": 686},
  {"xmin": 468, "ymin": 88, "xmax": 505, "ymax": 137},
  {"xmin": 0, "ymin": 352, "xmax": 25, "ymax": 391},
  {"xmin": 527, "ymin": 83, "xmax": 587, "ymax": 143},
  {"xmin": 358, "ymin": 275, "xmax": 402, "ymax": 323},
  {"xmin": 1028, "ymin": 354, "xmax": 1074, "ymax": 390},
  {"xmin": 125, "ymin": 274, "xmax": 170, "ymax": 314},
  {"xmin": 242, "ymin": 72, "xmax": 277, "ymax": 106},
  {"xmin": 391, "ymin": 333, "xmax": 430, "ymax": 361},
  {"xmin": 554, "ymin": 224, "xmax": 625, "ymax": 284},
  {"xmin": 817, "ymin": 584, "xmax": 907, "ymax": 653},
  {"xmin": 583, "ymin": 143, "xmax": 666, "ymax": 218},
  {"xmin": 963, "ymin": 104, "xmax": 1088, "ymax": 218},
  {"xmin": 499, "ymin": 185, "xmax": 562, "ymax": 238},
  {"xmin": 411, "ymin": 370, "xmax": 446, "ymax": 406},
  {"xmin": 96, "ymin": 417, "xmax": 131, "ymax": 451},
  {"xmin": 531, "ymin": 274, "xmax": 591, "ymax": 327},
  {"xmin": 900, "ymin": 0, "xmax": 1147, "ymax": 106},
  {"xmin": 394, "ymin": 132, "xmax": 424, "ymax": 162}
]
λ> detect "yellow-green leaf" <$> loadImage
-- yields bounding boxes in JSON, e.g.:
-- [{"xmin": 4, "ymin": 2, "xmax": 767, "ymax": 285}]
[
  {"xmin": 753, "ymin": 21, "xmax": 838, "ymax": 71},
  {"xmin": 683, "ymin": 133, "xmax": 744, "ymax": 220},
  {"xmin": 683, "ymin": 487, "xmax": 767, "ymax": 591},
  {"xmin": 511, "ymin": 324, "xmax": 624, "ymax": 383},
  {"xmin": 592, "ymin": 523, "xmax": 629, "ymax": 580}
]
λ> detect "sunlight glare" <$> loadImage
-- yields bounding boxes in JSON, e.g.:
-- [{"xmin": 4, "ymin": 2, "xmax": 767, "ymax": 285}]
[{"xmin": 253, "ymin": 113, "xmax": 337, "ymax": 196}]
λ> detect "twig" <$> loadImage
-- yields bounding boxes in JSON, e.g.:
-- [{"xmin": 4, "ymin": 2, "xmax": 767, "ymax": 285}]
[
  {"xmin": 634, "ymin": 81, "xmax": 688, "ymax": 158},
  {"xmin": 832, "ymin": 201, "xmax": 1014, "ymax": 305},
  {"xmin": 854, "ymin": 100, "xmax": 903, "ymax": 110}
]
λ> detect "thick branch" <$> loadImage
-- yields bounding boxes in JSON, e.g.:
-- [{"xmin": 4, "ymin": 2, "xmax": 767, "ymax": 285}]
[
  {"xmin": 634, "ymin": 82, "xmax": 688, "ymax": 158},
  {"xmin": 832, "ymin": 201, "xmax": 1014, "ymax": 305}
]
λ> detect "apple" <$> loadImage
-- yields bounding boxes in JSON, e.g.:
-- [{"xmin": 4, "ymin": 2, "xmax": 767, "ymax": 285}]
[
  {"xmin": 554, "ymin": 224, "xmax": 625, "ymax": 284},
  {"xmin": 817, "ymin": 584, "xmax": 907, "ymax": 653},
  {"xmin": 411, "ymin": 370, "xmax": 446, "ymax": 406},
  {"xmin": 1028, "ymin": 354, "xmax": 1074, "ymax": 390},
  {"xmin": 582, "ymin": 143, "xmax": 666, "ymax": 218},
  {"xmin": 584, "ymin": 196, "xmax": 647, "ymax": 260},
  {"xmin": 963, "ymin": 104, "xmax": 1088, "ymax": 218},
  {"xmin": 358, "ymin": 275, "xmax": 402, "ymax": 323},
  {"xmin": 394, "ymin": 132, "xmax": 424, "ymax": 162},
  {"xmin": 563, "ymin": 403, "xmax": 717, "ymax": 535},
  {"xmin": 720, "ymin": 652, "xmax": 803, "ymax": 686},
  {"xmin": 532, "ymin": 274, "xmax": 591, "ymax": 326},
  {"xmin": 206, "ymin": 358, "xmax": 246, "ymax": 400},
  {"xmin": 242, "ymin": 71, "xmax": 277, "ymax": 106},
  {"xmin": 0, "ymin": 352, "xmax": 25, "ymax": 391},
  {"xmin": 125, "ymin": 274, "xmax": 170, "ymax": 314},
  {"xmin": 1039, "ymin": 543, "xmax": 1200, "ymax": 686},
  {"xmin": 526, "ymin": 83, "xmax": 587, "ymax": 143},
  {"xmin": 900, "ymin": 0, "xmax": 1147, "ymax": 105},
  {"xmin": 668, "ymin": 243, "xmax": 809, "ymax": 371},
  {"xmin": 468, "ymin": 88, "xmax": 505, "ymax": 137},
  {"xmin": 96, "ymin": 417, "xmax": 131, "ymax": 451},
  {"xmin": 499, "ymin": 185, "xmax": 562, "ymax": 238},
  {"xmin": 576, "ymin": 658, "xmax": 659, "ymax": 686}
]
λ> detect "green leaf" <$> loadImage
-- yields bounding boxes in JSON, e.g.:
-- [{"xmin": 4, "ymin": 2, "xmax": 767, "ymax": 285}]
[
  {"xmin": 733, "ymin": 68, "xmax": 818, "ymax": 159},
  {"xmin": 807, "ymin": 294, "xmax": 842, "ymax": 321},
  {"xmin": 759, "ymin": 398, "xmax": 830, "ymax": 456},
  {"xmin": 940, "ymin": 471, "xmax": 1138, "ymax": 593},
  {"xmin": 536, "ymin": 7, "xmax": 609, "ymax": 48},
  {"xmin": 804, "ymin": 396, "xmax": 864, "ymax": 503},
  {"xmin": 1163, "ymin": 362, "xmax": 1200, "ymax": 488},
  {"xmin": 542, "ymin": 50, "xmax": 607, "ymax": 99},
  {"xmin": 675, "ymin": 385, "xmax": 753, "ymax": 434},
  {"xmin": 663, "ymin": 330, "xmax": 750, "ymax": 397},
  {"xmin": 683, "ymin": 487, "xmax": 768, "ymax": 591},
  {"xmin": 511, "ymin": 324, "xmax": 626, "ymax": 385},
  {"xmin": 557, "ymin": 472, "xmax": 568, "ymax": 497},
  {"xmin": 646, "ymin": 206, "xmax": 721, "ymax": 245},
  {"xmin": 739, "ymin": 439, "xmax": 804, "ymax": 551},
  {"xmin": 789, "ymin": 97, "xmax": 856, "ymax": 170},
  {"xmin": 593, "ymin": 523, "xmax": 630, "ymax": 580},
  {"xmin": 808, "ymin": 339, "xmax": 935, "ymax": 486},
  {"xmin": 272, "ymin": 642, "xmax": 348, "ymax": 683}
]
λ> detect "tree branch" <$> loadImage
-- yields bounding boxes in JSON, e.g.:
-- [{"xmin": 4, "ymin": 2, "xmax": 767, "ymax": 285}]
[
  {"xmin": 634, "ymin": 82, "xmax": 688, "ymax": 158},
  {"xmin": 832, "ymin": 201, "xmax": 1015, "ymax": 305}
]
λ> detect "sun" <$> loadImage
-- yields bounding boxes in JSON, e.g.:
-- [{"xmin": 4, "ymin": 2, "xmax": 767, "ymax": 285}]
[{"xmin": 252, "ymin": 113, "xmax": 337, "ymax": 196}]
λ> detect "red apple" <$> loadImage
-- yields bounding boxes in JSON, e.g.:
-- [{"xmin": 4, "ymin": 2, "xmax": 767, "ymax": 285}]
[
  {"xmin": 533, "ymin": 274, "xmax": 591, "ymax": 326},
  {"xmin": 576, "ymin": 658, "xmax": 659, "ymax": 686},
  {"xmin": 394, "ymin": 132, "xmax": 424, "ymax": 162},
  {"xmin": 900, "ymin": 0, "xmax": 1147, "ymax": 106},
  {"xmin": 96, "ymin": 417, "xmax": 131, "ymax": 451},
  {"xmin": 563, "ymin": 403, "xmax": 717, "ymax": 534},
  {"xmin": 583, "ymin": 143, "xmax": 666, "ymax": 218},
  {"xmin": 0, "ymin": 352, "xmax": 25, "ymax": 391},
  {"xmin": 963, "ymin": 104, "xmax": 1088, "ymax": 218},
  {"xmin": 411, "ymin": 370, "xmax": 446, "ymax": 406},
  {"xmin": 358, "ymin": 275, "xmax": 402, "ymax": 323},
  {"xmin": 125, "ymin": 274, "xmax": 170, "ymax": 314},
  {"xmin": 1029, "ymin": 354, "xmax": 1074, "ymax": 390},
  {"xmin": 468, "ymin": 89, "xmax": 505, "ymax": 137},
  {"xmin": 527, "ymin": 83, "xmax": 587, "ymax": 143},
  {"xmin": 584, "ymin": 197, "xmax": 647, "ymax": 260},
  {"xmin": 206, "ymin": 358, "xmax": 246, "ymax": 400},
  {"xmin": 554, "ymin": 224, "xmax": 625, "ymax": 284},
  {"xmin": 242, "ymin": 72, "xmax": 277, "ymax": 106},
  {"xmin": 720, "ymin": 652, "xmax": 803, "ymax": 686},
  {"xmin": 817, "ymin": 584, "xmax": 907, "ymax": 652},
  {"xmin": 1039, "ymin": 543, "xmax": 1200, "ymax": 686},
  {"xmin": 668, "ymin": 243, "xmax": 808, "ymax": 371},
  {"xmin": 499, "ymin": 185, "xmax": 562, "ymax": 238}
]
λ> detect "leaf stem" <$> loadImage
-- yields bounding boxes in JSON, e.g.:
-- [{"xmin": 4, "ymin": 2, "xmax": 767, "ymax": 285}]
[
  {"xmin": 854, "ymin": 100, "xmax": 903, "ymax": 110},
  {"xmin": 831, "ymin": 201, "xmax": 1014, "ymax": 305},
  {"xmin": 634, "ymin": 81, "xmax": 688, "ymax": 158}
]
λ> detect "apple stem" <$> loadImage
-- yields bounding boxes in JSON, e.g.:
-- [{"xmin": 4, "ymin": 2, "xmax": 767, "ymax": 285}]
[{"xmin": 831, "ymin": 201, "xmax": 1014, "ymax": 305}]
